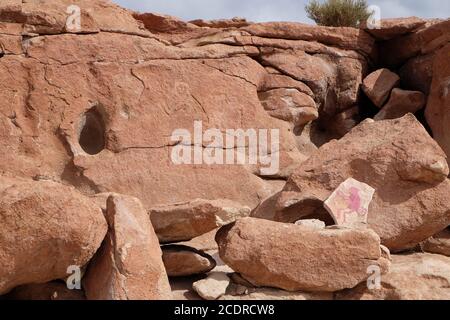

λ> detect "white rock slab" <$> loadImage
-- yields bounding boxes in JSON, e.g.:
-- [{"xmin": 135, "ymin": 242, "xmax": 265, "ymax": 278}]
[{"xmin": 324, "ymin": 178, "xmax": 375, "ymax": 227}]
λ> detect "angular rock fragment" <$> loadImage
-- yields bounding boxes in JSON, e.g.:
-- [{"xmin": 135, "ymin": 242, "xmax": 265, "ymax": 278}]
[
  {"xmin": 150, "ymin": 199, "xmax": 251, "ymax": 243},
  {"xmin": 324, "ymin": 178, "xmax": 375, "ymax": 227},
  {"xmin": 374, "ymin": 88, "xmax": 426, "ymax": 120},
  {"xmin": 162, "ymin": 245, "xmax": 216, "ymax": 277},
  {"xmin": 193, "ymin": 272, "xmax": 230, "ymax": 300},
  {"xmin": 216, "ymin": 217, "xmax": 390, "ymax": 292},
  {"xmin": 0, "ymin": 177, "xmax": 107, "ymax": 295},
  {"xmin": 362, "ymin": 68, "xmax": 400, "ymax": 107},
  {"xmin": 276, "ymin": 115, "xmax": 450, "ymax": 252},
  {"xmin": 83, "ymin": 194, "xmax": 172, "ymax": 300}
]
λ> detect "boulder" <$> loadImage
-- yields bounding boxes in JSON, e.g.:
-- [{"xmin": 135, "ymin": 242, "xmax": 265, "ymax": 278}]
[
  {"xmin": 193, "ymin": 272, "xmax": 230, "ymax": 300},
  {"xmin": 374, "ymin": 88, "xmax": 426, "ymax": 121},
  {"xmin": 336, "ymin": 253, "xmax": 450, "ymax": 300},
  {"xmin": 0, "ymin": 177, "xmax": 107, "ymax": 295},
  {"xmin": 83, "ymin": 194, "xmax": 172, "ymax": 300},
  {"xmin": 216, "ymin": 217, "xmax": 390, "ymax": 292},
  {"xmin": 425, "ymin": 43, "xmax": 450, "ymax": 168},
  {"xmin": 276, "ymin": 115, "xmax": 450, "ymax": 252},
  {"xmin": 362, "ymin": 68, "xmax": 400, "ymax": 107},
  {"xmin": 162, "ymin": 245, "xmax": 216, "ymax": 277},
  {"xmin": 150, "ymin": 199, "xmax": 251, "ymax": 243},
  {"xmin": 422, "ymin": 228, "xmax": 450, "ymax": 257}
]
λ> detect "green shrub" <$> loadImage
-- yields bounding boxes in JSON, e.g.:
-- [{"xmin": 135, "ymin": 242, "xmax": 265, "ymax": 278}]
[{"xmin": 305, "ymin": 0, "xmax": 372, "ymax": 28}]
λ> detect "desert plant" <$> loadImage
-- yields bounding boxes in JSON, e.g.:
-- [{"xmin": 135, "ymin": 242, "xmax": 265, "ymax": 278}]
[{"xmin": 305, "ymin": 0, "xmax": 372, "ymax": 27}]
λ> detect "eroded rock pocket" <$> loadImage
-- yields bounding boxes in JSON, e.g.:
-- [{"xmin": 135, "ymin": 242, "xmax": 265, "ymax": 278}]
[{"xmin": 79, "ymin": 107, "xmax": 106, "ymax": 155}]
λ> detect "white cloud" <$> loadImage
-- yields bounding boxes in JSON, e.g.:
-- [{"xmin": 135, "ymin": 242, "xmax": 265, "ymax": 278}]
[{"xmin": 113, "ymin": 0, "xmax": 449, "ymax": 22}]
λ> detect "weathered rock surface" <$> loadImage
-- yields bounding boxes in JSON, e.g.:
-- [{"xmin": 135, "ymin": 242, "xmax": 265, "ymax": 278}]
[
  {"xmin": 216, "ymin": 217, "xmax": 390, "ymax": 292},
  {"xmin": 1, "ymin": 0, "xmax": 450, "ymax": 301},
  {"xmin": 222, "ymin": 286, "xmax": 333, "ymax": 300},
  {"xmin": 380, "ymin": 19, "xmax": 450, "ymax": 67},
  {"xmin": 83, "ymin": 194, "xmax": 172, "ymax": 300},
  {"xmin": 150, "ymin": 199, "xmax": 251, "ymax": 243},
  {"xmin": 374, "ymin": 88, "xmax": 426, "ymax": 120},
  {"xmin": 425, "ymin": 43, "xmax": 450, "ymax": 168},
  {"xmin": 258, "ymin": 88, "xmax": 318, "ymax": 126},
  {"xmin": 193, "ymin": 272, "xmax": 231, "ymax": 300},
  {"xmin": 276, "ymin": 115, "xmax": 450, "ymax": 252},
  {"xmin": 422, "ymin": 228, "xmax": 450, "ymax": 256},
  {"xmin": 162, "ymin": 245, "xmax": 216, "ymax": 277},
  {"xmin": 336, "ymin": 253, "xmax": 450, "ymax": 300},
  {"xmin": 362, "ymin": 68, "xmax": 400, "ymax": 107},
  {"xmin": 0, "ymin": 177, "xmax": 107, "ymax": 295},
  {"xmin": 362, "ymin": 17, "xmax": 426, "ymax": 41}
]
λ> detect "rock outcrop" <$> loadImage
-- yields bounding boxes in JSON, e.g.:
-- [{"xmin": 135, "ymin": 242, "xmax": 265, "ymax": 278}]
[
  {"xmin": 275, "ymin": 115, "xmax": 450, "ymax": 252},
  {"xmin": 0, "ymin": 0, "xmax": 449, "ymax": 301}
]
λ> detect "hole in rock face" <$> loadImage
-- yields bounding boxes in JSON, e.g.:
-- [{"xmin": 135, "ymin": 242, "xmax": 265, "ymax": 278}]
[{"xmin": 79, "ymin": 107, "xmax": 106, "ymax": 155}]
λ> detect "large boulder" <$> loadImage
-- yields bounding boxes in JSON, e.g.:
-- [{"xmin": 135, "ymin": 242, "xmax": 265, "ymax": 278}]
[
  {"xmin": 425, "ymin": 43, "xmax": 450, "ymax": 168},
  {"xmin": 216, "ymin": 217, "xmax": 390, "ymax": 292},
  {"xmin": 0, "ymin": 177, "xmax": 107, "ymax": 295},
  {"xmin": 337, "ymin": 253, "xmax": 450, "ymax": 300},
  {"xmin": 83, "ymin": 194, "xmax": 172, "ymax": 300},
  {"xmin": 276, "ymin": 115, "xmax": 450, "ymax": 252}
]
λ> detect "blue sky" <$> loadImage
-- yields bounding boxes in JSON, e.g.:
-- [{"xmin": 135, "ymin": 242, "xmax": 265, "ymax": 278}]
[{"xmin": 113, "ymin": 0, "xmax": 449, "ymax": 23}]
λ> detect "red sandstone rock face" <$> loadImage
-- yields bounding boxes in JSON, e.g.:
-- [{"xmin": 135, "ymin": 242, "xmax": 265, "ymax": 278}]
[{"xmin": 1, "ymin": 0, "xmax": 450, "ymax": 301}]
